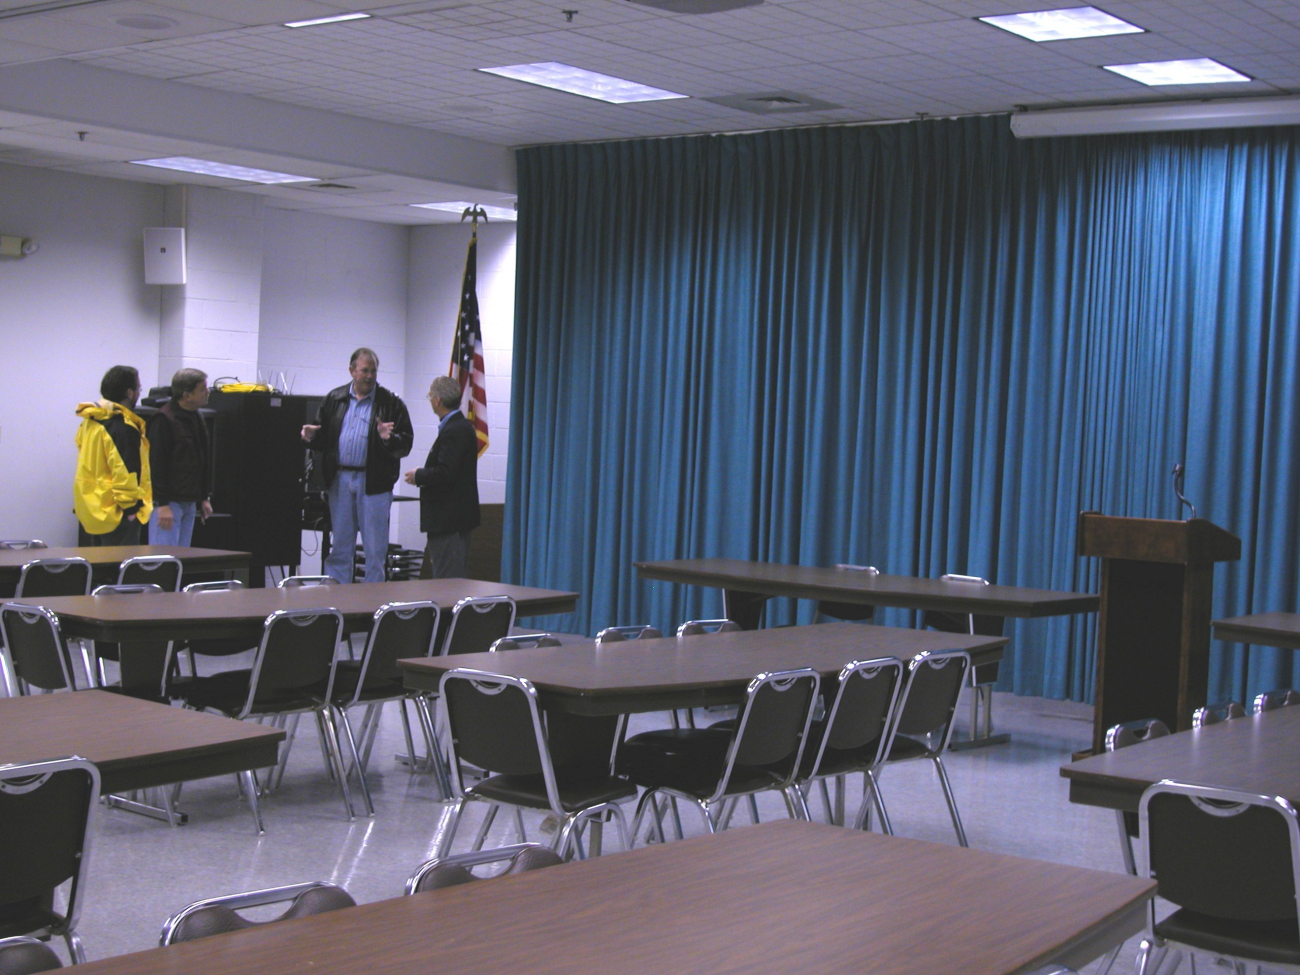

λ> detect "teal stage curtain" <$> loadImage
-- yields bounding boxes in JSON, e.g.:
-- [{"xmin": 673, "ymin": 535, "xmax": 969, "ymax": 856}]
[{"xmin": 505, "ymin": 115, "xmax": 1300, "ymax": 703}]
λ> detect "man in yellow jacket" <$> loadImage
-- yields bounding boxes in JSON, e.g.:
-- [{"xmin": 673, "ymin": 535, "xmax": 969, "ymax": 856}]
[{"xmin": 74, "ymin": 365, "xmax": 153, "ymax": 545}]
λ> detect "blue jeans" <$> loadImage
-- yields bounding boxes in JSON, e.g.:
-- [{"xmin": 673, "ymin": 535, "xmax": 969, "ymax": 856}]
[
  {"xmin": 150, "ymin": 501, "xmax": 197, "ymax": 547},
  {"xmin": 325, "ymin": 471, "xmax": 391, "ymax": 583}
]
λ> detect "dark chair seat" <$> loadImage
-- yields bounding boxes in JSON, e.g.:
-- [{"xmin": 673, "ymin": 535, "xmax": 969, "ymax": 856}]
[
  {"xmin": 99, "ymin": 685, "xmax": 169, "ymax": 706},
  {"xmin": 0, "ymin": 900, "xmax": 59, "ymax": 942},
  {"xmin": 618, "ymin": 728, "xmax": 783, "ymax": 798},
  {"xmin": 1155, "ymin": 910, "xmax": 1300, "ymax": 967},
  {"xmin": 887, "ymin": 733, "xmax": 937, "ymax": 761},
  {"xmin": 469, "ymin": 772, "xmax": 636, "ymax": 813},
  {"xmin": 314, "ymin": 662, "xmax": 404, "ymax": 705},
  {"xmin": 179, "ymin": 670, "xmax": 319, "ymax": 715}
]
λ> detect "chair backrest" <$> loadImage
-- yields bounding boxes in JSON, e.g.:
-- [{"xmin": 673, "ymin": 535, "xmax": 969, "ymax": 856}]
[
  {"xmin": 595, "ymin": 624, "xmax": 662, "ymax": 643},
  {"xmin": 0, "ymin": 605, "xmax": 76, "ymax": 692},
  {"xmin": 676, "ymin": 620, "xmax": 741, "ymax": 637},
  {"xmin": 490, "ymin": 633, "xmax": 563, "ymax": 651},
  {"xmin": 1140, "ymin": 780, "xmax": 1300, "ymax": 923},
  {"xmin": 405, "ymin": 843, "xmax": 564, "ymax": 894},
  {"xmin": 892, "ymin": 650, "xmax": 972, "ymax": 744},
  {"xmin": 1253, "ymin": 689, "xmax": 1300, "ymax": 714},
  {"xmin": 117, "ymin": 556, "xmax": 182, "ymax": 592},
  {"xmin": 350, "ymin": 601, "xmax": 440, "ymax": 701},
  {"xmin": 1192, "ymin": 701, "xmax": 1246, "ymax": 728},
  {"xmin": 90, "ymin": 585, "xmax": 170, "ymax": 698},
  {"xmin": 920, "ymin": 575, "xmax": 1004, "ymax": 637},
  {"xmin": 441, "ymin": 596, "xmax": 516, "ymax": 655},
  {"xmin": 440, "ymin": 669, "xmax": 557, "ymax": 799},
  {"xmin": 14, "ymin": 559, "xmax": 91, "ymax": 599},
  {"xmin": 277, "ymin": 575, "xmax": 336, "ymax": 589},
  {"xmin": 179, "ymin": 581, "xmax": 252, "ymax": 659},
  {"xmin": 244, "ymin": 609, "xmax": 344, "ymax": 716},
  {"xmin": 0, "ymin": 541, "xmax": 46, "ymax": 551},
  {"xmin": 714, "ymin": 669, "xmax": 819, "ymax": 800},
  {"xmin": 0, "ymin": 936, "xmax": 63, "ymax": 974},
  {"xmin": 1105, "ymin": 718, "xmax": 1170, "ymax": 751},
  {"xmin": 0, "ymin": 758, "xmax": 98, "ymax": 943},
  {"xmin": 159, "ymin": 882, "xmax": 355, "ymax": 946},
  {"xmin": 807, "ymin": 657, "xmax": 905, "ymax": 778},
  {"xmin": 182, "ymin": 580, "xmax": 244, "ymax": 593}
]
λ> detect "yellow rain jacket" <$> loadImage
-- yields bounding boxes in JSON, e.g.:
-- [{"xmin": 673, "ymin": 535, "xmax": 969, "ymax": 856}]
[{"xmin": 74, "ymin": 400, "xmax": 153, "ymax": 534}]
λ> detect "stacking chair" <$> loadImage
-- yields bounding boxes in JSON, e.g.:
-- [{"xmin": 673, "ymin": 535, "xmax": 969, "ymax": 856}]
[
  {"xmin": 172, "ymin": 580, "xmax": 253, "ymax": 683},
  {"xmin": 595, "ymin": 624, "xmax": 661, "ymax": 643},
  {"xmin": 13, "ymin": 560, "xmax": 91, "ymax": 600},
  {"xmin": 490, "ymin": 634, "xmax": 563, "ymax": 651},
  {"xmin": 0, "ymin": 541, "xmax": 46, "ymax": 551},
  {"xmin": 0, "ymin": 605, "xmax": 78, "ymax": 696},
  {"xmin": 159, "ymin": 882, "xmax": 355, "ymax": 946},
  {"xmin": 675, "ymin": 619, "xmax": 741, "ymax": 637},
  {"xmin": 438, "ymin": 668, "xmax": 635, "ymax": 859},
  {"xmin": 1253, "ymin": 688, "xmax": 1300, "ymax": 713},
  {"xmin": 323, "ymin": 600, "xmax": 445, "ymax": 814},
  {"xmin": 278, "ymin": 575, "xmax": 336, "ymax": 588},
  {"xmin": 1105, "ymin": 718, "xmax": 1170, "ymax": 875},
  {"xmin": 624, "ymin": 668, "xmax": 820, "ymax": 841},
  {"xmin": 815, "ymin": 565, "xmax": 880, "ymax": 623},
  {"xmin": 1192, "ymin": 701, "xmax": 1245, "ymax": 728},
  {"xmin": 1133, "ymin": 780, "xmax": 1300, "ymax": 975},
  {"xmin": 117, "ymin": 555, "xmax": 182, "ymax": 591},
  {"xmin": 0, "ymin": 936, "xmax": 63, "ymax": 973},
  {"xmin": 442, "ymin": 596, "xmax": 517, "ymax": 655},
  {"xmin": 796, "ymin": 657, "xmax": 904, "ymax": 831},
  {"xmin": 0, "ymin": 757, "xmax": 99, "ymax": 964},
  {"xmin": 876, "ymin": 649, "xmax": 972, "ymax": 846},
  {"xmin": 83, "ymin": 584, "xmax": 170, "ymax": 698},
  {"xmin": 921, "ymin": 574, "xmax": 1004, "ymax": 745},
  {"xmin": 175, "ymin": 608, "xmax": 352, "ymax": 829},
  {"xmin": 405, "ymin": 843, "xmax": 564, "ymax": 893}
]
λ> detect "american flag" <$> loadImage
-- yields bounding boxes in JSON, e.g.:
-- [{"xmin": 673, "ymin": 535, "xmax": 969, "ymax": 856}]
[{"xmin": 450, "ymin": 234, "xmax": 489, "ymax": 456}]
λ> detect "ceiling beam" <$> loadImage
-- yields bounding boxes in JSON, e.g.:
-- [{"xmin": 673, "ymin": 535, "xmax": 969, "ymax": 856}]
[{"xmin": 0, "ymin": 59, "xmax": 515, "ymax": 192}]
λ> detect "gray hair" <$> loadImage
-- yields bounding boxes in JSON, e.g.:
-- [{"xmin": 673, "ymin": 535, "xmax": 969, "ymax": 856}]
[
  {"xmin": 428, "ymin": 375, "xmax": 462, "ymax": 410},
  {"xmin": 350, "ymin": 347, "xmax": 379, "ymax": 369},
  {"xmin": 171, "ymin": 367, "xmax": 208, "ymax": 398}
]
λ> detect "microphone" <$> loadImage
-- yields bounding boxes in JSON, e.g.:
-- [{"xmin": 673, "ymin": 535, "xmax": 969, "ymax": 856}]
[{"xmin": 1172, "ymin": 462, "xmax": 1197, "ymax": 520}]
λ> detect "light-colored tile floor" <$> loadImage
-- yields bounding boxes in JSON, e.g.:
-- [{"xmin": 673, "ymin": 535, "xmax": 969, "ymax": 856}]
[{"xmin": 62, "ymin": 687, "xmax": 1157, "ymax": 971}]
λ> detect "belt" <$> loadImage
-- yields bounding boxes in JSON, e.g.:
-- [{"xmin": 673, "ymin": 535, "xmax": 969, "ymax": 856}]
[{"xmin": 337, "ymin": 465, "xmax": 366, "ymax": 472}]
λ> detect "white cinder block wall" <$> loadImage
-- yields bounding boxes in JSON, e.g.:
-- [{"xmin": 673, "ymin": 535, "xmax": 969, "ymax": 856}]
[
  {"xmin": 0, "ymin": 163, "xmax": 163, "ymax": 545},
  {"xmin": 398, "ymin": 222, "xmax": 516, "ymax": 551},
  {"xmin": 0, "ymin": 158, "xmax": 517, "ymax": 557}
]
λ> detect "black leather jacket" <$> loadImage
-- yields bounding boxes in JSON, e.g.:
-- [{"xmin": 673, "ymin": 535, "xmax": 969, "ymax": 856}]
[{"xmin": 306, "ymin": 383, "xmax": 413, "ymax": 495}]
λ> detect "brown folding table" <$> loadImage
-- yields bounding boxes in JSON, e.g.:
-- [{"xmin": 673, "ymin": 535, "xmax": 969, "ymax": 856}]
[
  {"xmin": 1213, "ymin": 611, "xmax": 1300, "ymax": 650},
  {"xmin": 59, "ymin": 820, "xmax": 1153, "ymax": 975}
]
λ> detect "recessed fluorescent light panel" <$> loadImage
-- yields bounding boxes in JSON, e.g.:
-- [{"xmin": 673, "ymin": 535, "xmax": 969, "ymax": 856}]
[
  {"xmin": 479, "ymin": 62, "xmax": 687, "ymax": 104},
  {"xmin": 979, "ymin": 6, "xmax": 1142, "ymax": 41},
  {"xmin": 284, "ymin": 12, "xmax": 370, "ymax": 27},
  {"xmin": 410, "ymin": 202, "xmax": 517, "ymax": 221},
  {"xmin": 129, "ymin": 158, "xmax": 316, "ymax": 184},
  {"xmin": 1104, "ymin": 58, "xmax": 1251, "ymax": 86}
]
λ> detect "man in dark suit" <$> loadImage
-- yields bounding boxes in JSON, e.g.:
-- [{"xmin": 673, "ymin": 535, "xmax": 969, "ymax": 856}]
[{"xmin": 404, "ymin": 375, "xmax": 481, "ymax": 578}]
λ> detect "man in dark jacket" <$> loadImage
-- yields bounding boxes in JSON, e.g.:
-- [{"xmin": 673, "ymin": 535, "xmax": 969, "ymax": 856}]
[
  {"xmin": 301, "ymin": 348, "xmax": 413, "ymax": 583},
  {"xmin": 147, "ymin": 368, "xmax": 212, "ymax": 546},
  {"xmin": 404, "ymin": 375, "xmax": 480, "ymax": 578}
]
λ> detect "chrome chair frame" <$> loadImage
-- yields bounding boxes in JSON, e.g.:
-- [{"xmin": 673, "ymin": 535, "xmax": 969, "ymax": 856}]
[
  {"xmin": 159, "ymin": 881, "xmax": 352, "ymax": 946},
  {"xmin": 182, "ymin": 579, "xmax": 245, "ymax": 593},
  {"xmin": 0, "ymin": 541, "xmax": 47, "ymax": 550},
  {"xmin": 0, "ymin": 757, "xmax": 99, "ymax": 964},
  {"xmin": 629, "ymin": 668, "xmax": 820, "ymax": 841},
  {"xmin": 1253, "ymin": 688, "xmax": 1300, "ymax": 714},
  {"xmin": 1133, "ymin": 779, "xmax": 1300, "ymax": 975},
  {"xmin": 1104, "ymin": 718, "xmax": 1170, "ymax": 876},
  {"xmin": 490, "ymin": 633, "xmax": 563, "ymax": 651},
  {"xmin": 13, "ymin": 559, "xmax": 91, "ymax": 599},
  {"xmin": 438, "ymin": 668, "xmax": 633, "ymax": 860},
  {"xmin": 675, "ymin": 619, "xmax": 741, "ymax": 637},
  {"xmin": 0, "ymin": 935, "xmax": 64, "ymax": 973},
  {"xmin": 440, "ymin": 596, "xmax": 518, "ymax": 655},
  {"xmin": 815, "ymin": 565, "xmax": 880, "ymax": 623},
  {"xmin": 276, "ymin": 575, "xmax": 336, "ymax": 588},
  {"xmin": 876, "ymin": 649, "xmax": 972, "ymax": 847},
  {"xmin": 798, "ymin": 656, "xmax": 904, "ymax": 832},
  {"xmin": 0, "ymin": 604, "xmax": 78, "ymax": 697},
  {"xmin": 594, "ymin": 624, "xmax": 662, "ymax": 643},
  {"xmin": 404, "ymin": 842, "xmax": 560, "ymax": 895},
  {"xmin": 116, "ymin": 555, "xmax": 182, "ymax": 591},
  {"xmin": 84, "ymin": 583, "xmax": 166, "ymax": 692},
  {"xmin": 1191, "ymin": 701, "xmax": 1245, "ymax": 728},
  {"xmin": 924, "ymin": 574, "xmax": 1004, "ymax": 746}
]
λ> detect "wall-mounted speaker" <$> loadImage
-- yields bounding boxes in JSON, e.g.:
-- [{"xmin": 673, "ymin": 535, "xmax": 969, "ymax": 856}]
[{"xmin": 143, "ymin": 226, "xmax": 186, "ymax": 285}]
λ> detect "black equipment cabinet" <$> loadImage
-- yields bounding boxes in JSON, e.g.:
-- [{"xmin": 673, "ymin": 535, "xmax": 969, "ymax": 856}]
[{"xmin": 189, "ymin": 390, "xmax": 320, "ymax": 585}]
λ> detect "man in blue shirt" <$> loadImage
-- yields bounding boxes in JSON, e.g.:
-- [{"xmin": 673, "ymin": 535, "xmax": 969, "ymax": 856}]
[{"xmin": 301, "ymin": 348, "xmax": 413, "ymax": 583}]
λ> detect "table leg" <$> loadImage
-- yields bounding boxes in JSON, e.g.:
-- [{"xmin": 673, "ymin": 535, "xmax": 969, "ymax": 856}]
[
  {"xmin": 722, "ymin": 590, "xmax": 769, "ymax": 630},
  {"xmin": 949, "ymin": 683, "xmax": 1011, "ymax": 750}
]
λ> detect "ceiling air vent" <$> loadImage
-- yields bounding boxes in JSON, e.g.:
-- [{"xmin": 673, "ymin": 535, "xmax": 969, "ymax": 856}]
[
  {"xmin": 706, "ymin": 91, "xmax": 842, "ymax": 115},
  {"xmin": 625, "ymin": 0, "xmax": 762, "ymax": 13}
]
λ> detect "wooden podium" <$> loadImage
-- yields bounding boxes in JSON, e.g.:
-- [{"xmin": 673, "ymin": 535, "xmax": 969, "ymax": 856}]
[{"xmin": 1077, "ymin": 512, "xmax": 1241, "ymax": 754}]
